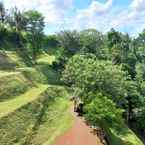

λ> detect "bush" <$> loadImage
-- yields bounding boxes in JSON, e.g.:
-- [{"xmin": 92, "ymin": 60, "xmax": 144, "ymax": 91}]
[{"xmin": 84, "ymin": 93, "xmax": 123, "ymax": 125}]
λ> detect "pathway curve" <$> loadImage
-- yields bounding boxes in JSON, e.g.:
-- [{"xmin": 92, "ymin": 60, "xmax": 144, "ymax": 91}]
[{"xmin": 52, "ymin": 109, "xmax": 103, "ymax": 145}]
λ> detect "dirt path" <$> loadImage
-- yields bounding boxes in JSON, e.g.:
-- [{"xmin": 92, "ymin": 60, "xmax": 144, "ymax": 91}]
[{"xmin": 52, "ymin": 110, "xmax": 103, "ymax": 145}]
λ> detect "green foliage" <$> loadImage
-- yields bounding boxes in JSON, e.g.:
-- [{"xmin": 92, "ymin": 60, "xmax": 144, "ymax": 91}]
[
  {"xmin": 83, "ymin": 93, "xmax": 144, "ymax": 145},
  {"xmin": 23, "ymin": 10, "xmax": 44, "ymax": 62},
  {"xmin": 62, "ymin": 54, "xmax": 127, "ymax": 104},
  {"xmin": 43, "ymin": 35, "xmax": 59, "ymax": 49},
  {"xmin": 62, "ymin": 53, "xmax": 144, "ymax": 144},
  {"xmin": 136, "ymin": 108, "xmax": 145, "ymax": 135},
  {"xmin": 57, "ymin": 30, "xmax": 81, "ymax": 57},
  {"xmin": 0, "ymin": 1, "xmax": 145, "ymax": 142},
  {"xmin": 84, "ymin": 93, "xmax": 123, "ymax": 124},
  {"xmin": 80, "ymin": 29, "xmax": 106, "ymax": 59}
]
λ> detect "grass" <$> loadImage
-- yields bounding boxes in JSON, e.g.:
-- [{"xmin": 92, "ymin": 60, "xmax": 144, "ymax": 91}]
[
  {"xmin": 0, "ymin": 86, "xmax": 73, "ymax": 145},
  {"xmin": 102, "ymin": 120, "xmax": 144, "ymax": 145},
  {"xmin": 36, "ymin": 99, "xmax": 74, "ymax": 145},
  {"xmin": 0, "ymin": 71, "xmax": 20, "ymax": 78},
  {"xmin": 17, "ymin": 67, "xmax": 47, "ymax": 84},
  {"xmin": 0, "ymin": 72, "xmax": 33, "ymax": 101},
  {"xmin": 0, "ymin": 84, "xmax": 48, "ymax": 118},
  {"xmin": 6, "ymin": 51, "xmax": 26, "ymax": 67},
  {"xmin": 37, "ymin": 52, "xmax": 55, "ymax": 65},
  {"xmin": 0, "ymin": 49, "xmax": 74, "ymax": 145}
]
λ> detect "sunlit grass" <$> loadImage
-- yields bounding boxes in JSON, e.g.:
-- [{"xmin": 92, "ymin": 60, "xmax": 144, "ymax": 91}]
[
  {"xmin": 37, "ymin": 52, "xmax": 55, "ymax": 65},
  {"xmin": 0, "ymin": 71, "xmax": 20, "ymax": 78},
  {"xmin": 40, "ymin": 99, "xmax": 74, "ymax": 145},
  {"xmin": 104, "ymin": 121, "xmax": 144, "ymax": 145},
  {"xmin": 0, "ymin": 84, "xmax": 48, "ymax": 118}
]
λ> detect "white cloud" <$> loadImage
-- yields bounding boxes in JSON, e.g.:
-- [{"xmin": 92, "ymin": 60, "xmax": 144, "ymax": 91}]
[
  {"xmin": 1, "ymin": 0, "xmax": 73, "ymax": 25},
  {"xmin": 110, "ymin": 0, "xmax": 145, "ymax": 33},
  {"xmin": 70, "ymin": 0, "xmax": 145, "ymax": 36},
  {"xmin": 1, "ymin": 0, "xmax": 145, "ymax": 35},
  {"xmin": 130, "ymin": 0, "xmax": 145, "ymax": 11},
  {"xmin": 77, "ymin": 0, "xmax": 113, "ymax": 17},
  {"xmin": 71, "ymin": 0, "xmax": 113, "ymax": 32}
]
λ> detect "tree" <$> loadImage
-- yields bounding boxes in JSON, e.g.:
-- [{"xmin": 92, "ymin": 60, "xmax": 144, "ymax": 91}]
[
  {"xmin": 107, "ymin": 28, "xmax": 122, "ymax": 49},
  {"xmin": 124, "ymin": 80, "xmax": 143, "ymax": 123},
  {"xmin": 57, "ymin": 30, "xmax": 81, "ymax": 57},
  {"xmin": 8, "ymin": 8, "xmax": 27, "ymax": 48},
  {"xmin": 62, "ymin": 54, "xmax": 128, "ymax": 105},
  {"xmin": 24, "ymin": 10, "xmax": 44, "ymax": 62},
  {"xmin": 84, "ymin": 93, "xmax": 123, "ymax": 125},
  {"xmin": 0, "ymin": 2, "xmax": 5, "ymax": 23},
  {"xmin": 43, "ymin": 35, "xmax": 59, "ymax": 49},
  {"xmin": 80, "ymin": 29, "xmax": 106, "ymax": 59}
]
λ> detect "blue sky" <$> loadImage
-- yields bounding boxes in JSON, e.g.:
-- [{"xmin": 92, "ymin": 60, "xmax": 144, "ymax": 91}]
[{"xmin": 1, "ymin": 0, "xmax": 145, "ymax": 36}]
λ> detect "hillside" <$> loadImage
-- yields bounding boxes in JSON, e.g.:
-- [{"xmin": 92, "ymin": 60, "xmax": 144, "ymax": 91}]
[
  {"xmin": 0, "ymin": 50, "xmax": 73, "ymax": 145},
  {"xmin": 0, "ymin": 49, "xmax": 143, "ymax": 145},
  {"xmin": 0, "ymin": 2, "xmax": 145, "ymax": 144}
]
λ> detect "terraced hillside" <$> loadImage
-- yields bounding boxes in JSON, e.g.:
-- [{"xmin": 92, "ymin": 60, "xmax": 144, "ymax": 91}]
[{"xmin": 0, "ymin": 51, "xmax": 73, "ymax": 145}]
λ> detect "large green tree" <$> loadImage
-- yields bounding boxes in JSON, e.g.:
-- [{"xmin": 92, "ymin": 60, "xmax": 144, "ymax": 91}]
[
  {"xmin": 80, "ymin": 29, "xmax": 106, "ymax": 59},
  {"xmin": 57, "ymin": 30, "xmax": 81, "ymax": 57},
  {"xmin": 24, "ymin": 10, "xmax": 44, "ymax": 62},
  {"xmin": 62, "ymin": 54, "xmax": 127, "ymax": 105}
]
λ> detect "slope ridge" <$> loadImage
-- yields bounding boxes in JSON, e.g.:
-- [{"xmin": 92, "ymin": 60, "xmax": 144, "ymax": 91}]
[{"xmin": 0, "ymin": 84, "xmax": 48, "ymax": 118}]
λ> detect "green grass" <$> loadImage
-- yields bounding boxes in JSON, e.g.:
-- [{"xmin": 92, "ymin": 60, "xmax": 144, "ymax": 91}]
[
  {"xmin": 34, "ymin": 99, "xmax": 74, "ymax": 145},
  {"xmin": 0, "ymin": 84, "xmax": 48, "ymax": 118},
  {"xmin": 0, "ymin": 72, "xmax": 33, "ymax": 101},
  {"xmin": 36, "ymin": 64, "xmax": 61, "ymax": 85},
  {"xmin": 0, "ymin": 49, "xmax": 74, "ymax": 145},
  {"xmin": 0, "ymin": 51, "xmax": 16, "ymax": 70},
  {"xmin": 17, "ymin": 67, "xmax": 47, "ymax": 84},
  {"xmin": 102, "ymin": 120, "xmax": 144, "ymax": 145},
  {"xmin": 0, "ymin": 71, "xmax": 20, "ymax": 78},
  {"xmin": 6, "ymin": 51, "xmax": 26, "ymax": 67},
  {"xmin": 0, "ymin": 85, "xmax": 73, "ymax": 145},
  {"xmin": 37, "ymin": 52, "xmax": 55, "ymax": 65}
]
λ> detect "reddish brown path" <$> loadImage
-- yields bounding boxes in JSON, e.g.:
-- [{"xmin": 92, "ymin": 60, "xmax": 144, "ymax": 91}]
[{"xmin": 52, "ymin": 111, "xmax": 103, "ymax": 145}]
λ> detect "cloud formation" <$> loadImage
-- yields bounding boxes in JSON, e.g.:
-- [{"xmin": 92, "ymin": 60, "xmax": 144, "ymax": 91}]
[{"xmin": 1, "ymin": 0, "xmax": 145, "ymax": 35}]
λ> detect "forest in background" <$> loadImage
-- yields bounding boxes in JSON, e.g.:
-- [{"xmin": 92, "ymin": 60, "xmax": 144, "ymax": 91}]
[{"xmin": 0, "ymin": 1, "xmax": 145, "ymax": 144}]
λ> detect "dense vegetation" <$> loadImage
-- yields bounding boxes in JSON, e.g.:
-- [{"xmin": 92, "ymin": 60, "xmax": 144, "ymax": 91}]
[
  {"xmin": 57, "ymin": 30, "xmax": 145, "ymax": 144},
  {"xmin": 0, "ymin": 1, "xmax": 145, "ymax": 145}
]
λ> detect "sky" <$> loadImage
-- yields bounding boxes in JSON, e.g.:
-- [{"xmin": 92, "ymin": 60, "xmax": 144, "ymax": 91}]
[{"xmin": 1, "ymin": 0, "xmax": 145, "ymax": 36}]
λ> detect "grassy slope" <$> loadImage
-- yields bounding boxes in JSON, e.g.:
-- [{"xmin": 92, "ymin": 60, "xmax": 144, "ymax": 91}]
[
  {"xmin": 6, "ymin": 51, "xmax": 26, "ymax": 67},
  {"xmin": 0, "ymin": 84, "xmax": 48, "ymax": 118},
  {"xmin": 0, "ymin": 49, "xmax": 74, "ymax": 145},
  {"xmin": 37, "ymin": 52, "xmax": 55, "ymax": 65},
  {"xmin": 0, "ymin": 72, "xmax": 33, "ymax": 101},
  {"xmin": 31, "ymin": 98, "xmax": 74, "ymax": 145},
  {"xmin": 0, "ymin": 49, "xmax": 144, "ymax": 145},
  {"xmin": 0, "ymin": 71, "xmax": 20, "ymax": 78},
  {"xmin": 109, "ymin": 123, "xmax": 143, "ymax": 145},
  {"xmin": 100, "ymin": 119, "xmax": 144, "ymax": 145}
]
